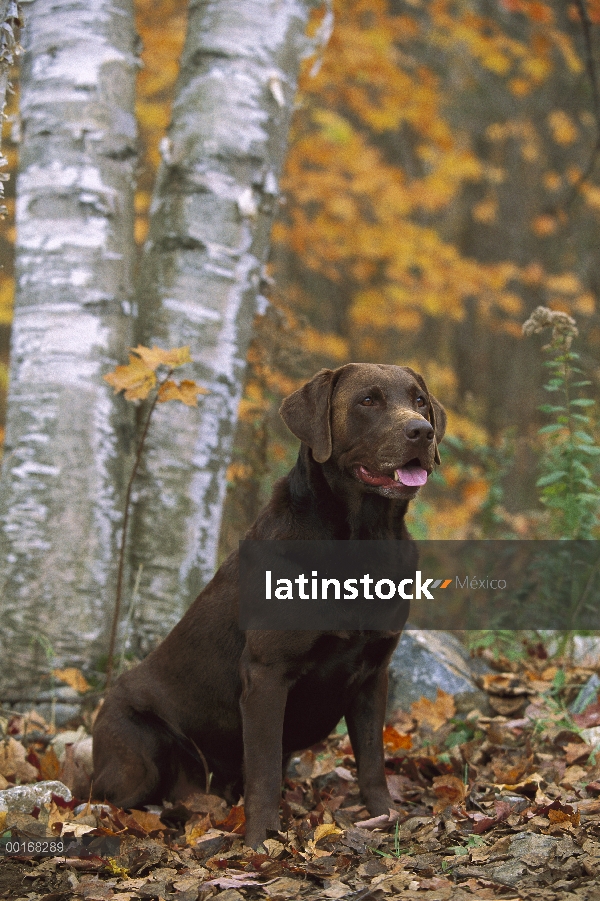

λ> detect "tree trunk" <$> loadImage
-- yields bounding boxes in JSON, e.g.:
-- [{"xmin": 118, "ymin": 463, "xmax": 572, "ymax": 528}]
[
  {"xmin": 0, "ymin": 0, "xmax": 138, "ymax": 698},
  {"xmin": 128, "ymin": 0, "xmax": 320, "ymax": 650},
  {"xmin": 0, "ymin": 0, "xmax": 20, "ymax": 217}
]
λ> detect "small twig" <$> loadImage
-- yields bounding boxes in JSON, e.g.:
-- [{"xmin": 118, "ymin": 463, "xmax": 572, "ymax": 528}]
[
  {"xmin": 116, "ymin": 563, "xmax": 143, "ymax": 679},
  {"xmin": 105, "ymin": 369, "xmax": 174, "ymax": 688},
  {"xmin": 189, "ymin": 735, "xmax": 212, "ymax": 794}
]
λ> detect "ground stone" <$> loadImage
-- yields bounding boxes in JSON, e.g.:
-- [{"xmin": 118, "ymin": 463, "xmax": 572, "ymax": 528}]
[{"xmin": 387, "ymin": 630, "xmax": 491, "ymax": 713}]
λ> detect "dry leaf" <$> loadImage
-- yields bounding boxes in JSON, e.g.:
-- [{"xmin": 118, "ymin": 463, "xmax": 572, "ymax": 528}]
[
  {"xmin": 129, "ymin": 808, "xmax": 165, "ymax": 833},
  {"xmin": 39, "ymin": 745, "xmax": 61, "ymax": 781},
  {"xmin": 482, "ymin": 673, "xmax": 529, "ymax": 696},
  {"xmin": 104, "ymin": 355, "xmax": 156, "ymax": 401},
  {"xmin": 131, "ymin": 344, "xmax": 192, "ymax": 370},
  {"xmin": 216, "ymin": 804, "xmax": 246, "ymax": 834},
  {"xmin": 383, "ymin": 725, "xmax": 412, "ymax": 751},
  {"xmin": 0, "ymin": 737, "xmax": 38, "ymax": 782},
  {"xmin": 432, "ymin": 774, "xmax": 467, "ymax": 812},
  {"xmin": 52, "ymin": 667, "xmax": 91, "ymax": 693},
  {"xmin": 157, "ymin": 378, "xmax": 207, "ymax": 406},
  {"xmin": 411, "ymin": 689, "xmax": 455, "ymax": 730},
  {"xmin": 548, "ymin": 807, "xmax": 580, "ymax": 826},
  {"xmin": 314, "ymin": 823, "xmax": 342, "ymax": 843}
]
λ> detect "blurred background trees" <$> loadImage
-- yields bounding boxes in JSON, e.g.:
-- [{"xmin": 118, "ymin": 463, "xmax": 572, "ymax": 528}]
[{"xmin": 0, "ymin": 0, "xmax": 599, "ymax": 688}]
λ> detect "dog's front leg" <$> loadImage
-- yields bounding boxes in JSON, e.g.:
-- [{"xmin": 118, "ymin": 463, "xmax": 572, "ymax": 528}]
[
  {"xmin": 240, "ymin": 649, "xmax": 289, "ymax": 848},
  {"xmin": 346, "ymin": 665, "xmax": 395, "ymax": 817}
]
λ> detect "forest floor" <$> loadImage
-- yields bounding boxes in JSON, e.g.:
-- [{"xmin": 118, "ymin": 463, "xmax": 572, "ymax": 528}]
[{"xmin": 1, "ymin": 643, "xmax": 600, "ymax": 901}]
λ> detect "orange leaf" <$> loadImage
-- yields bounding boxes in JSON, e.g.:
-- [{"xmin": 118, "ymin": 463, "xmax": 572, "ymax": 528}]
[
  {"xmin": 432, "ymin": 774, "xmax": 467, "ymax": 813},
  {"xmin": 215, "ymin": 804, "xmax": 246, "ymax": 834},
  {"xmin": 39, "ymin": 746, "xmax": 61, "ymax": 781},
  {"xmin": 104, "ymin": 355, "xmax": 156, "ymax": 401},
  {"xmin": 52, "ymin": 667, "xmax": 90, "ymax": 694},
  {"xmin": 383, "ymin": 725, "xmax": 412, "ymax": 751},
  {"xmin": 548, "ymin": 807, "xmax": 580, "ymax": 826},
  {"xmin": 157, "ymin": 379, "xmax": 207, "ymax": 406},
  {"xmin": 411, "ymin": 689, "xmax": 455, "ymax": 730},
  {"xmin": 131, "ymin": 344, "xmax": 192, "ymax": 370},
  {"xmin": 129, "ymin": 808, "xmax": 166, "ymax": 833}
]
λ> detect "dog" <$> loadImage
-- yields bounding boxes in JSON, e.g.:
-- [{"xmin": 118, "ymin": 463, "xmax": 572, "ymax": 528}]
[{"xmin": 93, "ymin": 363, "xmax": 446, "ymax": 847}]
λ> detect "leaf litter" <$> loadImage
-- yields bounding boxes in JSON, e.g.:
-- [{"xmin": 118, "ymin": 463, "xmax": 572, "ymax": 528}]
[{"xmin": 1, "ymin": 652, "xmax": 600, "ymax": 900}]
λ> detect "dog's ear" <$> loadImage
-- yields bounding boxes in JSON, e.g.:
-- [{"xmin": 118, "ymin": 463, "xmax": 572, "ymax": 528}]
[
  {"xmin": 279, "ymin": 369, "xmax": 336, "ymax": 463},
  {"xmin": 404, "ymin": 368, "xmax": 446, "ymax": 465},
  {"xmin": 428, "ymin": 395, "xmax": 446, "ymax": 465}
]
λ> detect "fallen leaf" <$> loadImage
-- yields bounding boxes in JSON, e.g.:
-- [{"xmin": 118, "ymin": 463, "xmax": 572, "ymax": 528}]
[
  {"xmin": 411, "ymin": 689, "xmax": 455, "ymax": 730},
  {"xmin": 432, "ymin": 774, "xmax": 467, "ymax": 812},
  {"xmin": 216, "ymin": 804, "xmax": 245, "ymax": 834},
  {"xmin": 564, "ymin": 741, "xmax": 591, "ymax": 764},
  {"xmin": 314, "ymin": 823, "xmax": 342, "ymax": 843},
  {"xmin": 482, "ymin": 673, "xmax": 529, "ymax": 696},
  {"xmin": 0, "ymin": 737, "xmax": 38, "ymax": 782},
  {"xmin": 52, "ymin": 667, "xmax": 91, "ymax": 693},
  {"xmin": 383, "ymin": 725, "xmax": 412, "ymax": 751},
  {"xmin": 573, "ymin": 703, "xmax": 600, "ymax": 729},
  {"xmin": 129, "ymin": 809, "xmax": 165, "ymax": 833},
  {"xmin": 39, "ymin": 746, "xmax": 61, "ymax": 781},
  {"xmin": 548, "ymin": 807, "xmax": 580, "ymax": 826},
  {"xmin": 185, "ymin": 813, "xmax": 212, "ymax": 845}
]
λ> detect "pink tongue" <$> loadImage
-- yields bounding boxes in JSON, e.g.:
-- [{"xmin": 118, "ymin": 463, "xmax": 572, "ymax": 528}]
[{"xmin": 396, "ymin": 466, "xmax": 428, "ymax": 487}]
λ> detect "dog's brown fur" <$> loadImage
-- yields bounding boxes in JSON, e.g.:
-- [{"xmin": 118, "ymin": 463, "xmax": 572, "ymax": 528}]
[{"xmin": 92, "ymin": 363, "xmax": 446, "ymax": 847}]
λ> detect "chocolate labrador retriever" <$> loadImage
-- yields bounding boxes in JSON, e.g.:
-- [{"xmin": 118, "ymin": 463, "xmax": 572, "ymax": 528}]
[{"xmin": 93, "ymin": 363, "xmax": 446, "ymax": 847}]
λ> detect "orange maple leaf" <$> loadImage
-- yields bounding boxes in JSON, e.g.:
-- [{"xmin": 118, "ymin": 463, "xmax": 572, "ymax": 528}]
[
  {"xmin": 52, "ymin": 667, "xmax": 90, "ymax": 694},
  {"xmin": 157, "ymin": 379, "xmax": 208, "ymax": 406},
  {"xmin": 104, "ymin": 355, "xmax": 156, "ymax": 401},
  {"xmin": 432, "ymin": 774, "xmax": 467, "ymax": 813},
  {"xmin": 383, "ymin": 725, "xmax": 412, "ymax": 751},
  {"xmin": 131, "ymin": 344, "xmax": 192, "ymax": 370},
  {"xmin": 410, "ymin": 689, "xmax": 455, "ymax": 731}
]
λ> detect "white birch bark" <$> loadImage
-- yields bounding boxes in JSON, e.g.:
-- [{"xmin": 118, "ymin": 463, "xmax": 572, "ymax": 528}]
[
  {"xmin": 129, "ymin": 0, "xmax": 325, "ymax": 649},
  {"xmin": 0, "ymin": 0, "xmax": 20, "ymax": 216},
  {"xmin": 0, "ymin": 0, "xmax": 138, "ymax": 697}
]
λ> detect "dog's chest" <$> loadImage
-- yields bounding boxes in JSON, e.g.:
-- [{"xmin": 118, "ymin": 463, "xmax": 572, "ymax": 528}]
[{"xmin": 290, "ymin": 632, "xmax": 397, "ymax": 700}]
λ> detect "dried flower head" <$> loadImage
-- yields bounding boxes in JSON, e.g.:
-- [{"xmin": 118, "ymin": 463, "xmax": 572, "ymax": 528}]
[{"xmin": 522, "ymin": 306, "xmax": 578, "ymax": 350}]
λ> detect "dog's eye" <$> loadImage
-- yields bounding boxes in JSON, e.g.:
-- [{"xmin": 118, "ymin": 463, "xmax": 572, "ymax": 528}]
[
  {"xmin": 360, "ymin": 396, "xmax": 375, "ymax": 406},
  {"xmin": 416, "ymin": 395, "xmax": 427, "ymax": 408}
]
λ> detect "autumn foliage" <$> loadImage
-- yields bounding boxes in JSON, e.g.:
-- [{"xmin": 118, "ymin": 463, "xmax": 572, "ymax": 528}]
[{"xmin": 1, "ymin": 0, "xmax": 599, "ymax": 541}]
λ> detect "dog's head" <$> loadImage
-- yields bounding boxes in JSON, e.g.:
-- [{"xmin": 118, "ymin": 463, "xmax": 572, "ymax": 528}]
[{"xmin": 280, "ymin": 363, "xmax": 446, "ymax": 499}]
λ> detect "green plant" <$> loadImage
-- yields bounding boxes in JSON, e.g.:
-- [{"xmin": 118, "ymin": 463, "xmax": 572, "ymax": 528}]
[{"xmin": 523, "ymin": 306, "xmax": 600, "ymax": 539}]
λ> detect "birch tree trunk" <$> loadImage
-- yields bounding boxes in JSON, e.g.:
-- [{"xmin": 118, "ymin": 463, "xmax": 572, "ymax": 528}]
[
  {"xmin": 0, "ymin": 0, "xmax": 138, "ymax": 698},
  {"xmin": 129, "ymin": 0, "xmax": 322, "ymax": 650},
  {"xmin": 0, "ymin": 0, "xmax": 21, "ymax": 217}
]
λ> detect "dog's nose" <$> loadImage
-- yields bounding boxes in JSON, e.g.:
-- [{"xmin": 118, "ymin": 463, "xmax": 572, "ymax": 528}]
[{"xmin": 404, "ymin": 419, "xmax": 434, "ymax": 443}]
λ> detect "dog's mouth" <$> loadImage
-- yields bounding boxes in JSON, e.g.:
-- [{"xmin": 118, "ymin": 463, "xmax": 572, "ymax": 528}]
[{"xmin": 354, "ymin": 459, "xmax": 430, "ymax": 491}]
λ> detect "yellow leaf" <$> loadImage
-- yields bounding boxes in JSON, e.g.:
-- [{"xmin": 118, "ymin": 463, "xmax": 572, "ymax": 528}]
[
  {"xmin": 52, "ymin": 667, "xmax": 90, "ymax": 693},
  {"xmin": 572, "ymin": 293, "xmax": 594, "ymax": 315},
  {"xmin": 314, "ymin": 823, "xmax": 342, "ymax": 844},
  {"xmin": 547, "ymin": 110, "xmax": 578, "ymax": 145},
  {"xmin": 157, "ymin": 379, "xmax": 207, "ymax": 406},
  {"xmin": 532, "ymin": 215, "xmax": 557, "ymax": 237},
  {"xmin": 131, "ymin": 345, "xmax": 192, "ymax": 370},
  {"xmin": 411, "ymin": 689, "xmax": 455, "ymax": 731},
  {"xmin": 104, "ymin": 356, "xmax": 156, "ymax": 401}
]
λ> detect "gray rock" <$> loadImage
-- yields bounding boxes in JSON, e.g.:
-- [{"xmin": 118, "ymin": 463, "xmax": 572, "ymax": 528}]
[
  {"xmin": 387, "ymin": 629, "xmax": 490, "ymax": 713},
  {"xmin": 570, "ymin": 673, "xmax": 600, "ymax": 714},
  {"xmin": 490, "ymin": 859, "xmax": 529, "ymax": 886},
  {"xmin": 11, "ymin": 702, "xmax": 81, "ymax": 726},
  {"xmin": 0, "ymin": 780, "xmax": 72, "ymax": 814},
  {"xmin": 508, "ymin": 832, "xmax": 559, "ymax": 857}
]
